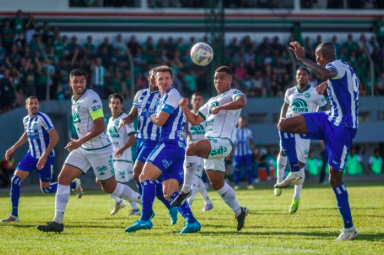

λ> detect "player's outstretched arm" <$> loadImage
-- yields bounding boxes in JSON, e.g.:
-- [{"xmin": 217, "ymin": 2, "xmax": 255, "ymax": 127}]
[
  {"xmin": 179, "ymin": 98, "xmax": 204, "ymax": 126},
  {"xmin": 118, "ymin": 107, "xmax": 138, "ymax": 130},
  {"xmin": 37, "ymin": 129, "xmax": 59, "ymax": 170},
  {"xmin": 65, "ymin": 118, "xmax": 106, "ymax": 152},
  {"xmin": 289, "ymin": 41, "xmax": 338, "ymax": 80},
  {"xmin": 211, "ymin": 95, "xmax": 246, "ymax": 115},
  {"xmin": 5, "ymin": 132, "xmax": 28, "ymax": 160}
]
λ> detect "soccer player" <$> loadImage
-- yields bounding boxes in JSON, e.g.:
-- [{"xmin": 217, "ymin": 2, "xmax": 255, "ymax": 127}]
[
  {"xmin": 368, "ymin": 148, "xmax": 383, "ymax": 174},
  {"xmin": 125, "ymin": 65, "xmax": 200, "ymax": 234},
  {"xmin": 233, "ymin": 115, "xmax": 255, "ymax": 190},
  {"xmin": 37, "ymin": 69, "xmax": 141, "ymax": 233},
  {"xmin": 273, "ymin": 67, "xmax": 328, "ymax": 214},
  {"xmin": 118, "ymin": 68, "xmax": 178, "ymax": 224},
  {"xmin": 185, "ymin": 92, "xmax": 214, "ymax": 211},
  {"xmin": 275, "ymin": 41, "xmax": 359, "ymax": 240},
  {"xmin": 102, "ymin": 93, "xmax": 140, "ymax": 216},
  {"xmin": 171, "ymin": 66, "xmax": 249, "ymax": 231},
  {"xmin": 2, "ymin": 96, "xmax": 82, "ymax": 223}
]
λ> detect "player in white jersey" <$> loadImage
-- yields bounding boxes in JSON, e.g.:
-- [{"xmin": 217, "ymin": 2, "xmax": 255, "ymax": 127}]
[
  {"xmin": 101, "ymin": 93, "xmax": 140, "ymax": 216},
  {"xmin": 37, "ymin": 69, "xmax": 141, "ymax": 233},
  {"xmin": 273, "ymin": 68, "xmax": 328, "ymax": 214},
  {"xmin": 185, "ymin": 92, "xmax": 214, "ymax": 211},
  {"xmin": 118, "ymin": 68, "xmax": 178, "ymax": 225},
  {"xmin": 2, "ymin": 96, "xmax": 82, "ymax": 223},
  {"xmin": 171, "ymin": 66, "xmax": 248, "ymax": 231},
  {"xmin": 275, "ymin": 42, "xmax": 359, "ymax": 240}
]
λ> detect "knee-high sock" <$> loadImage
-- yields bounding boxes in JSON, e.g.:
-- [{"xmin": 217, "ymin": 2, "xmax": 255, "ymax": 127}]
[
  {"xmin": 187, "ymin": 182, "xmax": 198, "ymax": 206},
  {"xmin": 293, "ymin": 168, "xmax": 305, "ymax": 200},
  {"xmin": 198, "ymin": 178, "xmax": 211, "ymax": 204},
  {"xmin": 155, "ymin": 180, "xmax": 171, "ymax": 209},
  {"xmin": 10, "ymin": 176, "xmax": 22, "ymax": 217},
  {"xmin": 332, "ymin": 183, "xmax": 353, "ymax": 229},
  {"xmin": 170, "ymin": 192, "xmax": 196, "ymax": 223},
  {"xmin": 139, "ymin": 180, "xmax": 156, "ymax": 221},
  {"xmin": 53, "ymin": 184, "xmax": 70, "ymax": 224},
  {"xmin": 135, "ymin": 182, "xmax": 143, "ymax": 195},
  {"xmin": 216, "ymin": 182, "xmax": 241, "ymax": 216},
  {"xmin": 279, "ymin": 131, "xmax": 300, "ymax": 172},
  {"xmin": 277, "ymin": 154, "xmax": 287, "ymax": 182},
  {"xmin": 181, "ymin": 156, "xmax": 197, "ymax": 193},
  {"xmin": 112, "ymin": 183, "xmax": 141, "ymax": 204},
  {"xmin": 234, "ymin": 168, "xmax": 241, "ymax": 185},
  {"xmin": 109, "ymin": 194, "xmax": 123, "ymax": 204},
  {"xmin": 41, "ymin": 181, "xmax": 77, "ymax": 194},
  {"xmin": 246, "ymin": 166, "xmax": 253, "ymax": 185}
]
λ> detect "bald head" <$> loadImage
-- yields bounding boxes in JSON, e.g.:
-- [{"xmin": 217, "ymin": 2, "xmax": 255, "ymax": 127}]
[{"xmin": 315, "ymin": 42, "xmax": 336, "ymax": 60}]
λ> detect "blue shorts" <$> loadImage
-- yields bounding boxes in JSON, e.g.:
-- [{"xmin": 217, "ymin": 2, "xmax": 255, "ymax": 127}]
[
  {"xmin": 16, "ymin": 153, "xmax": 55, "ymax": 182},
  {"xmin": 146, "ymin": 142, "xmax": 185, "ymax": 184},
  {"xmin": 302, "ymin": 112, "xmax": 357, "ymax": 171},
  {"xmin": 234, "ymin": 155, "xmax": 253, "ymax": 169},
  {"xmin": 136, "ymin": 139, "xmax": 158, "ymax": 163}
]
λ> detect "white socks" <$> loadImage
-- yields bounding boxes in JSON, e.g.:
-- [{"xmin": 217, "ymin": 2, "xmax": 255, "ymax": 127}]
[
  {"xmin": 53, "ymin": 184, "xmax": 70, "ymax": 224},
  {"xmin": 198, "ymin": 178, "xmax": 211, "ymax": 205},
  {"xmin": 277, "ymin": 154, "xmax": 287, "ymax": 183},
  {"xmin": 112, "ymin": 183, "xmax": 141, "ymax": 204},
  {"xmin": 187, "ymin": 183, "xmax": 198, "ymax": 206},
  {"xmin": 129, "ymin": 201, "xmax": 139, "ymax": 210},
  {"xmin": 109, "ymin": 194, "xmax": 122, "ymax": 204},
  {"xmin": 293, "ymin": 168, "xmax": 306, "ymax": 200},
  {"xmin": 216, "ymin": 182, "xmax": 241, "ymax": 216},
  {"xmin": 181, "ymin": 156, "xmax": 197, "ymax": 193}
]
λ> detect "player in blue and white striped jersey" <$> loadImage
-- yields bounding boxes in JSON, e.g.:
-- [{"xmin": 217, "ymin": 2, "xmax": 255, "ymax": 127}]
[
  {"xmin": 125, "ymin": 65, "xmax": 200, "ymax": 234},
  {"xmin": 233, "ymin": 116, "xmax": 255, "ymax": 190},
  {"xmin": 118, "ymin": 67, "xmax": 178, "ymax": 224},
  {"xmin": 276, "ymin": 41, "xmax": 359, "ymax": 241},
  {"xmin": 2, "ymin": 96, "xmax": 81, "ymax": 223}
]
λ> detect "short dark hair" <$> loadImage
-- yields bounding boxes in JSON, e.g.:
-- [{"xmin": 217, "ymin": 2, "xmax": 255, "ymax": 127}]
[
  {"xmin": 215, "ymin": 66, "xmax": 233, "ymax": 77},
  {"xmin": 191, "ymin": 92, "xmax": 203, "ymax": 98},
  {"xmin": 374, "ymin": 148, "xmax": 380, "ymax": 154},
  {"xmin": 108, "ymin": 93, "xmax": 123, "ymax": 104},
  {"xmin": 297, "ymin": 67, "xmax": 310, "ymax": 75},
  {"xmin": 26, "ymin": 96, "xmax": 38, "ymax": 104},
  {"xmin": 70, "ymin": 69, "xmax": 87, "ymax": 80},
  {"xmin": 156, "ymin": 65, "xmax": 172, "ymax": 78}
]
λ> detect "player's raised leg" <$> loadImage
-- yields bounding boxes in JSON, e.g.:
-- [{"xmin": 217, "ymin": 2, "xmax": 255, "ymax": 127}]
[{"xmin": 274, "ymin": 150, "xmax": 287, "ymax": 196}]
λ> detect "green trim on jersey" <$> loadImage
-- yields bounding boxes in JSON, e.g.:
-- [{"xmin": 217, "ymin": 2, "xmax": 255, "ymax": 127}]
[
  {"xmin": 111, "ymin": 112, "xmax": 124, "ymax": 121},
  {"xmin": 198, "ymin": 111, "xmax": 206, "ymax": 120},
  {"xmin": 81, "ymin": 143, "xmax": 112, "ymax": 151},
  {"xmin": 296, "ymin": 85, "xmax": 311, "ymax": 93},
  {"xmin": 72, "ymin": 89, "xmax": 88, "ymax": 102}
]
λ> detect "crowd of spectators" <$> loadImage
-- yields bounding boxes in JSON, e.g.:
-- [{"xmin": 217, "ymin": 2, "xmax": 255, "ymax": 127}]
[{"xmin": 1, "ymin": 11, "xmax": 384, "ymax": 114}]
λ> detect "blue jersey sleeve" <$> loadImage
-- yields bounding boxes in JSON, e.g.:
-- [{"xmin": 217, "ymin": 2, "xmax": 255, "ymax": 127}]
[
  {"xmin": 160, "ymin": 89, "xmax": 180, "ymax": 115},
  {"xmin": 39, "ymin": 113, "xmax": 55, "ymax": 131}
]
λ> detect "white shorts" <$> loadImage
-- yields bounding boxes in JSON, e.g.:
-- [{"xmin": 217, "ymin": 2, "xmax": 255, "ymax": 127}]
[
  {"xmin": 204, "ymin": 137, "xmax": 232, "ymax": 173},
  {"xmin": 64, "ymin": 145, "xmax": 114, "ymax": 181},
  {"xmin": 113, "ymin": 160, "xmax": 133, "ymax": 183},
  {"xmin": 295, "ymin": 134, "xmax": 310, "ymax": 163},
  {"xmin": 195, "ymin": 157, "xmax": 204, "ymax": 178}
]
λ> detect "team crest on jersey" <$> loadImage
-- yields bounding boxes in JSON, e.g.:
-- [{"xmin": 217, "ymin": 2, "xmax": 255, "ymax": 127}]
[
  {"xmin": 290, "ymin": 98, "xmax": 308, "ymax": 113},
  {"xmin": 209, "ymin": 101, "xmax": 219, "ymax": 114},
  {"xmin": 305, "ymin": 93, "xmax": 311, "ymax": 98}
]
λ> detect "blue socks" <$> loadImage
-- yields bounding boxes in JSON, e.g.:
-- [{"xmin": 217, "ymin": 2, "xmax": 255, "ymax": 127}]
[
  {"xmin": 234, "ymin": 168, "xmax": 241, "ymax": 185},
  {"xmin": 136, "ymin": 182, "xmax": 143, "ymax": 195},
  {"xmin": 279, "ymin": 131, "xmax": 300, "ymax": 172},
  {"xmin": 246, "ymin": 166, "xmax": 253, "ymax": 185},
  {"xmin": 155, "ymin": 180, "xmax": 171, "ymax": 209},
  {"xmin": 332, "ymin": 183, "xmax": 353, "ymax": 229},
  {"xmin": 10, "ymin": 176, "xmax": 22, "ymax": 216},
  {"xmin": 41, "ymin": 181, "xmax": 76, "ymax": 194},
  {"xmin": 170, "ymin": 192, "xmax": 196, "ymax": 223},
  {"xmin": 140, "ymin": 180, "xmax": 156, "ymax": 221}
]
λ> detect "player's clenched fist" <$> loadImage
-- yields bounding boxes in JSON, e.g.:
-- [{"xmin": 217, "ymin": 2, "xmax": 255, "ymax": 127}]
[{"xmin": 179, "ymin": 98, "xmax": 189, "ymax": 109}]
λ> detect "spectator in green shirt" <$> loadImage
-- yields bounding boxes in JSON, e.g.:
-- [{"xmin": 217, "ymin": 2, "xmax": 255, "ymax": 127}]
[
  {"xmin": 368, "ymin": 149, "xmax": 383, "ymax": 174},
  {"xmin": 373, "ymin": 16, "xmax": 384, "ymax": 47},
  {"xmin": 13, "ymin": 10, "xmax": 24, "ymax": 34},
  {"xmin": 342, "ymin": 34, "xmax": 359, "ymax": 54},
  {"xmin": 345, "ymin": 146, "xmax": 363, "ymax": 176},
  {"xmin": 2, "ymin": 19, "xmax": 14, "ymax": 51}
]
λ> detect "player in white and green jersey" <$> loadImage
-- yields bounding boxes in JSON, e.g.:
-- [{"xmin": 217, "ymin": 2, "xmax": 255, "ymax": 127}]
[
  {"xmin": 186, "ymin": 92, "xmax": 213, "ymax": 212},
  {"xmin": 274, "ymin": 67, "xmax": 328, "ymax": 214},
  {"xmin": 104, "ymin": 93, "xmax": 140, "ymax": 216},
  {"xmin": 37, "ymin": 69, "xmax": 141, "ymax": 233},
  {"xmin": 171, "ymin": 66, "xmax": 248, "ymax": 231}
]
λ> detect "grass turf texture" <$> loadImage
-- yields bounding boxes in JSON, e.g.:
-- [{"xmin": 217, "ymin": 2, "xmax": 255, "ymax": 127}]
[{"xmin": 0, "ymin": 182, "xmax": 383, "ymax": 255}]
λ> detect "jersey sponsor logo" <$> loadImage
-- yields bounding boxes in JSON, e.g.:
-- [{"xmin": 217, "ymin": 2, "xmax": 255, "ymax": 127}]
[
  {"xmin": 206, "ymin": 119, "xmax": 215, "ymax": 126},
  {"xmin": 96, "ymin": 165, "xmax": 107, "ymax": 172},
  {"xmin": 108, "ymin": 126, "xmax": 120, "ymax": 138},
  {"xmin": 190, "ymin": 124, "xmax": 205, "ymax": 135},
  {"xmin": 290, "ymin": 98, "xmax": 309, "ymax": 113},
  {"xmin": 92, "ymin": 105, "xmax": 102, "ymax": 111},
  {"xmin": 177, "ymin": 130, "xmax": 186, "ymax": 141},
  {"xmin": 210, "ymin": 146, "xmax": 228, "ymax": 156}
]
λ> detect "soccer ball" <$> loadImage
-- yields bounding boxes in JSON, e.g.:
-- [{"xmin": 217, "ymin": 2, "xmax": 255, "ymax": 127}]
[{"xmin": 190, "ymin": 42, "xmax": 213, "ymax": 66}]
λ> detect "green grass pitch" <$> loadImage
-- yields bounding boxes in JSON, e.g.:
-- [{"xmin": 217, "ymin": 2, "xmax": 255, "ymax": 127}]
[{"xmin": 0, "ymin": 182, "xmax": 383, "ymax": 255}]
